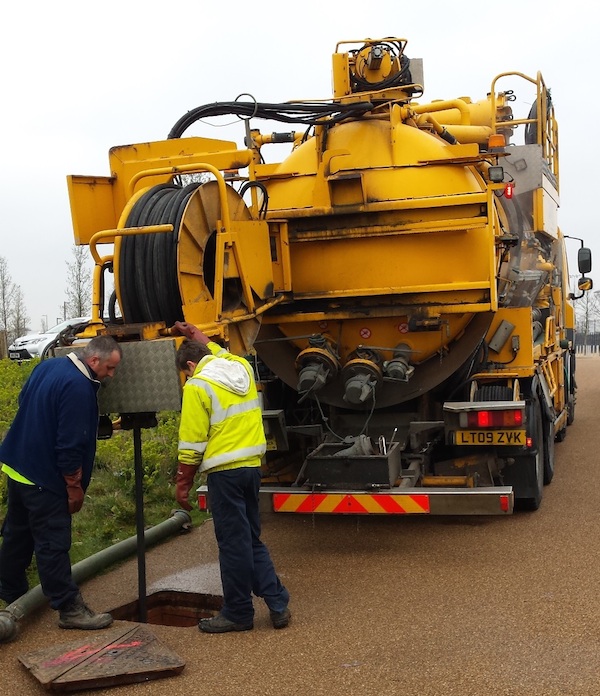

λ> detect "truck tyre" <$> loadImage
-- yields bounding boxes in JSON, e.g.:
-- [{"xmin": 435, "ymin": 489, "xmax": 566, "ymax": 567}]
[{"xmin": 473, "ymin": 386, "xmax": 513, "ymax": 402}]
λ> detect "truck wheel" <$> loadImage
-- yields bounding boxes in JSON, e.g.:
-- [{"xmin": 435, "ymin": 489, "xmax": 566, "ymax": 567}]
[{"xmin": 511, "ymin": 397, "xmax": 544, "ymax": 512}]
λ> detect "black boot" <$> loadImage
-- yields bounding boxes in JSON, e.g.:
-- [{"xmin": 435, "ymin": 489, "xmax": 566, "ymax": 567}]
[{"xmin": 270, "ymin": 607, "xmax": 291, "ymax": 629}]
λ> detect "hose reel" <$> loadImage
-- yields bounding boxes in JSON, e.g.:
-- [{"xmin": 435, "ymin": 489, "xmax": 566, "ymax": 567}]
[{"xmin": 115, "ymin": 181, "xmax": 256, "ymax": 346}]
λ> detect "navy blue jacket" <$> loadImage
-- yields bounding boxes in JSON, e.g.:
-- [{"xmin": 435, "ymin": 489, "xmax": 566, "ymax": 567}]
[{"xmin": 0, "ymin": 353, "xmax": 100, "ymax": 496}]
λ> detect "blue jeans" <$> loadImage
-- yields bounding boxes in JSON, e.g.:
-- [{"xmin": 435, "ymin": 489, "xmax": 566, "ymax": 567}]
[
  {"xmin": 208, "ymin": 466, "xmax": 289, "ymax": 624},
  {"xmin": 0, "ymin": 478, "xmax": 79, "ymax": 609}
]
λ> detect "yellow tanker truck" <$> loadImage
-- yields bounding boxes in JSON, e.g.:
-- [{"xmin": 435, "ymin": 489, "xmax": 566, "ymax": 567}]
[{"xmin": 67, "ymin": 37, "xmax": 592, "ymax": 515}]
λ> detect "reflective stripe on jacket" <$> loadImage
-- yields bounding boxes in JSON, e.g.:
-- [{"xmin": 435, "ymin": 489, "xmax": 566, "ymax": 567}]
[{"xmin": 178, "ymin": 342, "xmax": 266, "ymax": 474}]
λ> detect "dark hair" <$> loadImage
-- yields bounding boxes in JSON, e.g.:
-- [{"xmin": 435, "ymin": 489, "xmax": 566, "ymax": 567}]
[
  {"xmin": 176, "ymin": 339, "xmax": 211, "ymax": 371},
  {"xmin": 81, "ymin": 335, "xmax": 123, "ymax": 361}
]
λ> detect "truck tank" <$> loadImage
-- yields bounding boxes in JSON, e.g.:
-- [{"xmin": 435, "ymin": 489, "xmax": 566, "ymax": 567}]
[{"xmin": 67, "ymin": 38, "xmax": 592, "ymax": 514}]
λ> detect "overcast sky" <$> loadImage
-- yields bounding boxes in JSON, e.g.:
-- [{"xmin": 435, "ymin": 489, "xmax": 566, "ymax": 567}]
[{"xmin": 1, "ymin": 0, "xmax": 596, "ymax": 331}]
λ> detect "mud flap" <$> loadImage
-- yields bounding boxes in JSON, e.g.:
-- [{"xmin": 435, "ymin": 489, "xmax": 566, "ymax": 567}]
[{"xmin": 503, "ymin": 393, "xmax": 544, "ymax": 510}]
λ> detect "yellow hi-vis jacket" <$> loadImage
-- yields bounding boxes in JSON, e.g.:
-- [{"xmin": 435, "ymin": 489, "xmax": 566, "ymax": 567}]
[{"xmin": 178, "ymin": 342, "xmax": 266, "ymax": 474}]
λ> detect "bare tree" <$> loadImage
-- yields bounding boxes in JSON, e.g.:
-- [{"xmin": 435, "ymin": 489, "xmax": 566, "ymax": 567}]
[
  {"xmin": 9, "ymin": 285, "xmax": 29, "ymax": 342},
  {"xmin": 574, "ymin": 289, "xmax": 600, "ymax": 354},
  {"xmin": 64, "ymin": 245, "xmax": 92, "ymax": 318},
  {"xmin": 0, "ymin": 256, "xmax": 15, "ymax": 356}
]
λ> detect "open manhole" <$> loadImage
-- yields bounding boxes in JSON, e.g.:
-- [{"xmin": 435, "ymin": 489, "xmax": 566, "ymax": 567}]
[{"xmin": 110, "ymin": 591, "xmax": 223, "ymax": 627}]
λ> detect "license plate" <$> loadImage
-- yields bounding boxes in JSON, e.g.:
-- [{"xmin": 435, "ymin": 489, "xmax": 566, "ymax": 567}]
[
  {"xmin": 455, "ymin": 430, "xmax": 526, "ymax": 445},
  {"xmin": 9, "ymin": 352, "xmax": 20, "ymax": 359}
]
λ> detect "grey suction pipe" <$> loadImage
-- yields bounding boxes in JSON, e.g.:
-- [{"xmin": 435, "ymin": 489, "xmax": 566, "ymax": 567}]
[{"xmin": 0, "ymin": 508, "xmax": 192, "ymax": 643}]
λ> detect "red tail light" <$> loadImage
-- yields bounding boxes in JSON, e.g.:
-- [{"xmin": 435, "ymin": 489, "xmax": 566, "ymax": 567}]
[
  {"xmin": 476, "ymin": 410, "xmax": 490, "ymax": 427},
  {"xmin": 467, "ymin": 409, "xmax": 524, "ymax": 428}
]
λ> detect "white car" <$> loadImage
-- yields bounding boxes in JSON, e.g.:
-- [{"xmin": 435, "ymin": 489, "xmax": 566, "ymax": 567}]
[{"xmin": 8, "ymin": 317, "xmax": 91, "ymax": 361}]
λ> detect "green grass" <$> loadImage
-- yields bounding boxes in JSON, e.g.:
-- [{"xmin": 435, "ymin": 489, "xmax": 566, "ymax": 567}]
[{"xmin": 0, "ymin": 358, "xmax": 208, "ymax": 608}]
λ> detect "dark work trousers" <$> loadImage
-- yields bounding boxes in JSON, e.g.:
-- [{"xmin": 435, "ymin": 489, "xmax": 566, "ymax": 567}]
[
  {"xmin": 207, "ymin": 466, "xmax": 289, "ymax": 624},
  {"xmin": 0, "ymin": 478, "xmax": 79, "ymax": 609}
]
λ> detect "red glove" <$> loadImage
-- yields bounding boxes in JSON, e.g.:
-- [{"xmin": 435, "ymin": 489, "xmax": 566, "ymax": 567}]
[
  {"xmin": 172, "ymin": 321, "xmax": 210, "ymax": 345},
  {"xmin": 64, "ymin": 468, "xmax": 84, "ymax": 514},
  {"xmin": 175, "ymin": 463, "xmax": 199, "ymax": 511}
]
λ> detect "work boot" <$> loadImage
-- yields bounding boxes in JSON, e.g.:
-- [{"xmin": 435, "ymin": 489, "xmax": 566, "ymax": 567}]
[
  {"xmin": 199, "ymin": 613, "xmax": 253, "ymax": 633},
  {"xmin": 58, "ymin": 593, "xmax": 113, "ymax": 630},
  {"xmin": 270, "ymin": 607, "xmax": 291, "ymax": 629}
]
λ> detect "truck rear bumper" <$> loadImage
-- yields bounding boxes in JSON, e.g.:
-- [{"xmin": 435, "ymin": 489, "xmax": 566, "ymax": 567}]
[{"xmin": 196, "ymin": 485, "xmax": 514, "ymax": 515}]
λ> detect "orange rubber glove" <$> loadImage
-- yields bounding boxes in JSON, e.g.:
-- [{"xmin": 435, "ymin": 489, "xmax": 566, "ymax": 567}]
[
  {"xmin": 64, "ymin": 468, "xmax": 84, "ymax": 514},
  {"xmin": 175, "ymin": 463, "xmax": 199, "ymax": 511}
]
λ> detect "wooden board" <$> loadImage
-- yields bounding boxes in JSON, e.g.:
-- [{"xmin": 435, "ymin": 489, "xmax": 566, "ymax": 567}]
[{"xmin": 18, "ymin": 624, "xmax": 185, "ymax": 692}]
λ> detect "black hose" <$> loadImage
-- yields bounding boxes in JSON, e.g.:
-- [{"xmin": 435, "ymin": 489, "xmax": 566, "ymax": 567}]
[
  {"xmin": 131, "ymin": 185, "xmax": 172, "ymax": 321},
  {"xmin": 239, "ymin": 181, "xmax": 269, "ymax": 218},
  {"xmin": 108, "ymin": 290, "xmax": 121, "ymax": 323},
  {"xmin": 118, "ymin": 183, "xmax": 202, "ymax": 325},
  {"xmin": 167, "ymin": 101, "xmax": 373, "ymax": 140}
]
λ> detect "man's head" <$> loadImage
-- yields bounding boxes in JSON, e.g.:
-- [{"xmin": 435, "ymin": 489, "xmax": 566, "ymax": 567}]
[
  {"xmin": 81, "ymin": 336, "xmax": 123, "ymax": 382},
  {"xmin": 176, "ymin": 339, "xmax": 211, "ymax": 378}
]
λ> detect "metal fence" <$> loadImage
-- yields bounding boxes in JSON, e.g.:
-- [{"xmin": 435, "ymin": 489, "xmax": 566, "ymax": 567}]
[{"xmin": 576, "ymin": 333, "xmax": 600, "ymax": 354}]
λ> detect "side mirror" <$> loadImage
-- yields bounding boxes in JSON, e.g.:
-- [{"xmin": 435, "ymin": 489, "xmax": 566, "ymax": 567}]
[
  {"xmin": 578, "ymin": 247, "xmax": 592, "ymax": 275},
  {"xmin": 578, "ymin": 276, "xmax": 593, "ymax": 292}
]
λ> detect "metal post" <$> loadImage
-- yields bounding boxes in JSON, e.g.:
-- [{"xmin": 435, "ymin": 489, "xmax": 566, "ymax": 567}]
[{"xmin": 133, "ymin": 425, "xmax": 147, "ymax": 623}]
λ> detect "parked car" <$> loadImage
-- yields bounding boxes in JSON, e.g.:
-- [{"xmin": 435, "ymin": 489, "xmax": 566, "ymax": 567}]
[{"xmin": 8, "ymin": 317, "xmax": 91, "ymax": 361}]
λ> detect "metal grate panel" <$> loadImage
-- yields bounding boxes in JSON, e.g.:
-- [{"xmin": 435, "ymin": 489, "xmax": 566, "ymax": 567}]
[{"xmin": 98, "ymin": 339, "xmax": 182, "ymax": 413}]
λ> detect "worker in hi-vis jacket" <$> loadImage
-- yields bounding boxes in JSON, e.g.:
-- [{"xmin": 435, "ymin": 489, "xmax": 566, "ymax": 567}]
[{"xmin": 172, "ymin": 321, "xmax": 291, "ymax": 633}]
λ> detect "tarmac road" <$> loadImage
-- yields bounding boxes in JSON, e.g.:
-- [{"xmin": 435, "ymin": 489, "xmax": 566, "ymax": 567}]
[{"xmin": 2, "ymin": 356, "xmax": 600, "ymax": 696}]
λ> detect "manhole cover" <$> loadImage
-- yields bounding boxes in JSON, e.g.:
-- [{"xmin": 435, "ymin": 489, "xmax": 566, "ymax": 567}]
[{"xmin": 19, "ymin": 624, "xmax": 184, "ymax": 692}]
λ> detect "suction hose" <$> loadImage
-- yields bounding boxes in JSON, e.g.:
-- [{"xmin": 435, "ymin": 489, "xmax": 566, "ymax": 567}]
[{"xmin": 0, "ymin": 509, "xmax": 192, "ymax": 643}]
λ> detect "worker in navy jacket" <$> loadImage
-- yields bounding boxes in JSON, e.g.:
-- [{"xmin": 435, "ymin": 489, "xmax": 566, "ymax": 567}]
[{"xmin": 0, "ymin": 335, "xmax": 122, "ymax": 630}]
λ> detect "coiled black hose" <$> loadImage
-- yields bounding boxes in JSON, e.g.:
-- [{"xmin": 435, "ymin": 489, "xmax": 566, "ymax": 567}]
[{"xmin": 119, "ymin": 182, "xmax": 201, "ymax": 325}]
